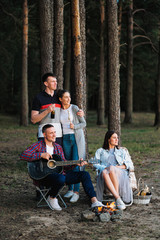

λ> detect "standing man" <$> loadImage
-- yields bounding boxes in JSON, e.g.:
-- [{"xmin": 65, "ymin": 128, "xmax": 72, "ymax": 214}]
[
  {"xmin": 31, "ymin": 72, "xmax": 62, "ymax": 145},
  {"xmin": 31, "ymin": 72, "xmax": 84, "ymax": 146},
  {"xmin": 20, "ymin": 124, "xmax": 104, "ymax": 211}
]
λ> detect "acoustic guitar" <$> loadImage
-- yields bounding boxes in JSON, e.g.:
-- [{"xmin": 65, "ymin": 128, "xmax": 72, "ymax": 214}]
[{"xmin": 27, "ymin": 154, "xmax": 97, "ymax": 180}]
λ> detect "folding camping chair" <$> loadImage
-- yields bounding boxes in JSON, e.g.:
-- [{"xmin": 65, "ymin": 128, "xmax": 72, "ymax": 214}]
[{"xmin": 34, "ymin": 181, "xmax": 67, "ymax": 210}]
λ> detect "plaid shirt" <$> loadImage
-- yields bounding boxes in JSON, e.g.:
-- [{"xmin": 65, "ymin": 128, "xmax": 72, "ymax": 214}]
[{"xmin": 20, "ymin": 140, "xmax": 72, "ymax": 172}]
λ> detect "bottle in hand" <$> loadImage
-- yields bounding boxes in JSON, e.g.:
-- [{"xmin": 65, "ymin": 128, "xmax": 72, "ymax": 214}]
[{"xmin": 51, "ymin": 110, "xmax": 55, "ymax": 119}]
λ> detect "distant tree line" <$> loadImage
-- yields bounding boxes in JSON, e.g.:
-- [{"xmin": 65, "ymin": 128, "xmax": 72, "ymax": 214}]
[{"xmin": 0, "ymin": 0, "xmax": 160, "ymax": 128}]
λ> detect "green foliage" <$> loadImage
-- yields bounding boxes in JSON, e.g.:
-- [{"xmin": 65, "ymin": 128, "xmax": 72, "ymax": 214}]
[
  {"xmin": 120, "ymin": 0, "xmax": 160, "ymax": 112},
  {"xmin": 0, "ymin": 0, "xmax": 160, "ymax": 114},
  {"xmin": 0, "ymin": 0, "xmax": 40, "ymax": 114},
  {"xmin": 86, "ymin": 1, "xmax": 101, "ymax": 110},
  {"xmin": 0, "ymin": 1, "xmax": 22, "ymax": 113}
]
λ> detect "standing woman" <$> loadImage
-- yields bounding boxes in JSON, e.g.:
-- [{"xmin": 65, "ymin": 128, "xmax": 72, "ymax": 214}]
[
  {"xmin": 93, "ymin": 131, "xmax": 134, "ymax": 210},
  {"xmin": 58, "ymin": 90, "xmax": 86, "ymax": 203}
]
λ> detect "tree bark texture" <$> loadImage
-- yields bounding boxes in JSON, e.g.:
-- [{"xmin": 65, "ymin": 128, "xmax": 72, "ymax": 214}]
[
  {"xmin": 71, "ymin": 0, "xmax": 83, "ymax": 109},
  {"xmin": 39, "ymin": 0, "xmax": 53, "ymax": 77},
  {"xmin": 79, "ymin": 0, "xmax": 87, "ymax": 115},
  {"xmin": 154, "ymin": 24, "xmax": 160, "ymax": 127},
  {"xmin": 54, "ymin": 0, "xmax": 64, "ymax": 89},
  {"xmin": 97, "ymin": 0, "xmax": 105, "ymax": 125},
  {"xmin": 118, "ymin": 0, "xmax": 122, "ymax": 42},
  {"xmin": 64, "ymin": 15, "xmax": 71, "ymax": 91},
  {"xmin": 79, "ymin": 0, "xmax": 88, "ymax": 157},
  {"xmin": 21, "ymin": 0, "xmax": 28, "ymax": 126},
  {"xmin": 124, "ymin": 1, "xmax": 133, "ymax": 123},
  {"xmin": 107, "ymin": 0, "xmax": 121, "ymax": 137}
]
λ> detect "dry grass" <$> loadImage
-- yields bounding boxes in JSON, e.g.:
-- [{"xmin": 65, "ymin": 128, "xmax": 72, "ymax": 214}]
[{"xmin": 0, "ymin": 112, "xmax": 160, "ymax": 240}]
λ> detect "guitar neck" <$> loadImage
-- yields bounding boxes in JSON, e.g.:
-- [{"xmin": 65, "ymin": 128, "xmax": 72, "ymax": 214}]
[{"xmin": 55, "ymin": 159, "xmax": 89, "ymax": 167}]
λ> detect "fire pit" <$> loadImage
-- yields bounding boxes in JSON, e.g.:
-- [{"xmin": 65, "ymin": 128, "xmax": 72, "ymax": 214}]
[{"xmin": 81, "ymin": 202, "xmax": 123, "ymax": 222}]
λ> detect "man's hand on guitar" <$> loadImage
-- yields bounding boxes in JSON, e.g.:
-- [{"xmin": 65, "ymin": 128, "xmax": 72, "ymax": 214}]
[
  {"xmin": 77, "ymin": 158, "xmax": 88, "ymax": 167},
  {"xmin": 41, "ymin": 152, "xmax": 52, "ymax": 161}
]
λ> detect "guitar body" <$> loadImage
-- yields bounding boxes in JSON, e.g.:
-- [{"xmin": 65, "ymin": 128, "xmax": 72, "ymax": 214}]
[{"xmin": 28, "ymin": 154, "xmax": 63, "ymax": 180}]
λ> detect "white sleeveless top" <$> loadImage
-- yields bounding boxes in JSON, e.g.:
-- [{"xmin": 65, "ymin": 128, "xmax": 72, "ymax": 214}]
[{"xmin": 60, "ymin": 105, "xmax": 74, "ymax": 135}]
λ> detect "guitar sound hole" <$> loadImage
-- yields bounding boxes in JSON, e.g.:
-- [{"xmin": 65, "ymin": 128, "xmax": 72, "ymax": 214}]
[{"xmin": 48, "ymin": 161, "xmax": 55, "ymax": 169}]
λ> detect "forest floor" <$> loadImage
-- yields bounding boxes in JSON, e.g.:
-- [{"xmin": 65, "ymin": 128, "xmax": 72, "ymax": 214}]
[{"xmin": 0, "ymin": 113, "xmax": 160, "ymax": 240}]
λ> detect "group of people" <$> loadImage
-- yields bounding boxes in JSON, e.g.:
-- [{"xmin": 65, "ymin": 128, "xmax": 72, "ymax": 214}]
[{"xmin": 20, "ymin": 72, "xmax": 135, "ymax": 211}]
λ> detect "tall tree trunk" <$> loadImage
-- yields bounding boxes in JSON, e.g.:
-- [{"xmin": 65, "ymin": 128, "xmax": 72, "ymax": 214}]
[
  {"xmin": 71, "ymin": 0, "xmax": 83, "ymax": 109},
  {"xmin": 54, "ymin": 0, "xmax": 64, "ymax": 89},
  {"xmin": 79, "ymin": 0, "xmax": 88, "ymax": 157},
  {"xmin": 39, "ymin": 0, "xmax": 53, "ymax": 78},
  {"xmin": 154, "ymin": 23, "xmax": 160, "ymax": 127},
  {"xmin": 21, "ymin": 0, "xmax": 28, "ymax": 126},
  {"xmin": 97, "ymin": 0, "xmax": 105, "ymax": 125},
  {"xmin": 64, "ymin": 13, "xmax": 71, "ymax": 91},
  {"xmin": 107, "ymin": 0, "xmax": 121, "ymax": 137},
  {"xmin": 118, "ymin": 0, "xmax": 123, "ymax": 42},
  {"xmin": 124, "ymin": 1, "xmax": 133, "ymax": 123},
  {"xmin": 79, "ymin": 0, "xmax": 87, "ymax": 115}
]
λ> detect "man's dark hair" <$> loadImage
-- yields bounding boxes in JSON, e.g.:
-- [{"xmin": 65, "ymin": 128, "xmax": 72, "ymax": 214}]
[
  {"xmin": 42, "ymin": 124, "xmax": 54, "ymax": 133},
  {"xmin": 42, "ymin": 72, "xmax": 57, "ymax": 83}
]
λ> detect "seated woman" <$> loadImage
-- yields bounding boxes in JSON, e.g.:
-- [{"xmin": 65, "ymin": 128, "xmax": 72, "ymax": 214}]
[{"xmin": 93, "ymin": 130, "xmax": 134, "ymax": 210}]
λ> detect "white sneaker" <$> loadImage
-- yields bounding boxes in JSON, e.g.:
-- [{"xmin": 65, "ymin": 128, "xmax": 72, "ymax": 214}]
[
  {"xmin": 91, "ymin": 201, "xmax": 105, "ymax": 208},
  {"xmin": 47, "ymin": 196, "xmax": 62, "ymax": 211},
  {"xmin": 64, "ymin": 190, "xmax": 74, "ymax": 198},
  {"xmin": 116, "ymin": 197, "xmax": 126, "ymax": 210},
  {"xmin": 70, "ymin": 193, "xmax": 79, "ymax": 203}
]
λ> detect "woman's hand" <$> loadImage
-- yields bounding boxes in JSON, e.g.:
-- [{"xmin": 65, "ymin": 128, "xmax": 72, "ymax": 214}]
[
  {"xmin": 70, "ymin": 123, "xmax": 74, "ymax": 129},
  {"xmin": 116, "ymin": 164, "xmax": 126, "ymax": 169},
  {"xmin": 77, "ymin": 109, "xmax": 84, "ymax": 117}
]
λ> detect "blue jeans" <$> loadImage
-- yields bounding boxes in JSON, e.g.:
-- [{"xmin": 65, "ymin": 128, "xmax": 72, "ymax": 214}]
[
  {"xmin": 40, "ymin": 171, "xmax": 96, "ymax": 199},
  {"xmin": 63, "ymin": 134, "xmax": 80, "ymax": 192}
]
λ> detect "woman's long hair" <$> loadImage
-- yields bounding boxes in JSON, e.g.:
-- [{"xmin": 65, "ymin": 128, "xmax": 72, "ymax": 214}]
[
  {"xmin": 57, "ymin": 89, "xmax": 69, "ymax": 99},
  {"xmin": 102, "ymin": 130, "xmax": 119, "ymax": 150}
]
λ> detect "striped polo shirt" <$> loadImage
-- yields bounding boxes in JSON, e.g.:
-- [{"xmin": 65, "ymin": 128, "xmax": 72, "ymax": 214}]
[{"xmin": 32, "ymin": 90, "xmax": 62, "ymax": 138}]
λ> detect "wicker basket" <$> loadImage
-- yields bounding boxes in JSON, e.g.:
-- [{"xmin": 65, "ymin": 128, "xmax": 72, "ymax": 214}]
[{"xmin": 133, "ymin": 178, "xmax": 152, "ymax": 205}]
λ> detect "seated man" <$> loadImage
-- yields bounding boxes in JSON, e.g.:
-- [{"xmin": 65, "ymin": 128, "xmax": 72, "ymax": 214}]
[{"xmin": 20, "ymin": 124, "xmax": 104, "ymax": 211}]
